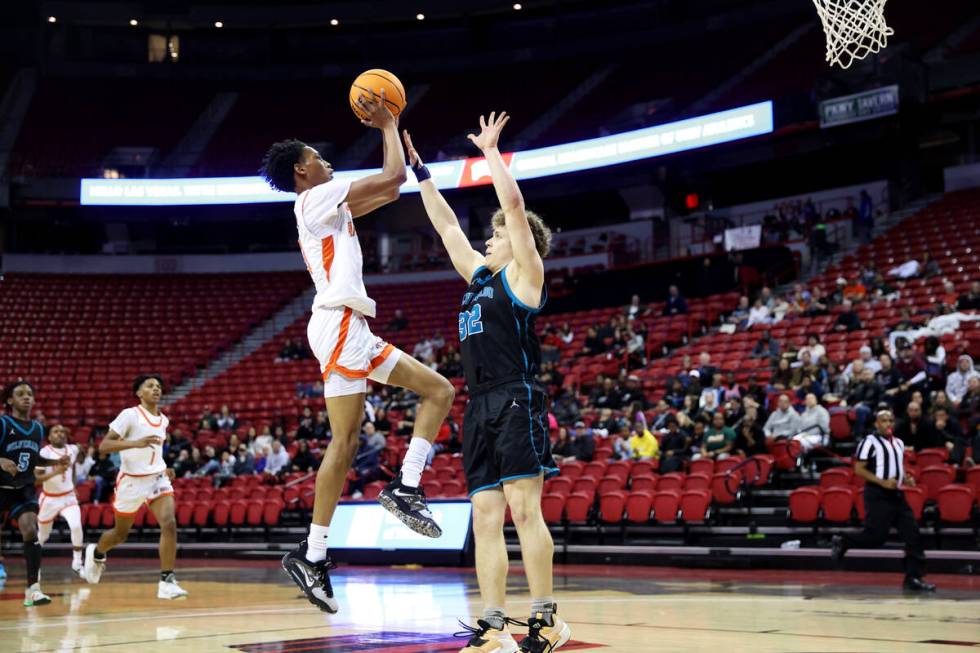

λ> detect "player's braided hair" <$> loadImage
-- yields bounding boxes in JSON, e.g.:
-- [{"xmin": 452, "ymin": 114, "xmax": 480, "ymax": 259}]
[
  {"xmin": 259, "ymin": 139, "xmax": 307, "ymax": 193},
  {"xmin": 490, "ymin": 208, "xmax": 552, "ymax": 258}
]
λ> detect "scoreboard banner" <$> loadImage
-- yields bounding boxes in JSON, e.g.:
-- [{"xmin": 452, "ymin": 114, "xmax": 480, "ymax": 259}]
[
  {"xmin": 80, "ymin": 101, "xmax": 773, "ymax": 206},
  {"xmin": 819, "ymin": 85, "xmax": 899, "ymax": 128}
]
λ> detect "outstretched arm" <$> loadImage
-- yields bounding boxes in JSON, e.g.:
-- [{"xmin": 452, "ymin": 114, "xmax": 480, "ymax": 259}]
[
  {"xmin": 346, "ymin": 90, "xmax": 408, "ymax": 218},
  {"xmin": 468, "ymin": 111, "xmax": 543, "ymax": 288},
  {"xmin": 403, "ymin": 130, "xmax": 484, "ymax": 281}
]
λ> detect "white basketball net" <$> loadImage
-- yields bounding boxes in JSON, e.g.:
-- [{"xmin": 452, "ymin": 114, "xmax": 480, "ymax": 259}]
[{"xmin": 812, "ymin": 0, "xmax": 894, "ymax": 69}]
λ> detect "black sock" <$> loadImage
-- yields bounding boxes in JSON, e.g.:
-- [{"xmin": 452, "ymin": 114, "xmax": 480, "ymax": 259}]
[
  {"xmin": 161, "ymin": 570, "xmax": 175, "ymax": 582},
  {"xmin": 24, "ymin": 540, "xmax": 42, "ymax": 586},
  {"xmin": 94, "ymin": 549, "xmax": 106, "ymax": 561}
]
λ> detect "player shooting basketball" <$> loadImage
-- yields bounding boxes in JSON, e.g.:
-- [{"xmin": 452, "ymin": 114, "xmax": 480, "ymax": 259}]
[{"xmin": 404, "ymin": 114, "xmax": 571, "ymax": 653}]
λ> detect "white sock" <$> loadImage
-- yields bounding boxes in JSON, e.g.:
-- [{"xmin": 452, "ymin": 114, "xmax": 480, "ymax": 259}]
[
  {"xmin": 400, "ymin": 437, "xmax": 432, "ymax": 488},
  {"xmin": 306, "ymin": 524, "xmax": 329, "ymax": 563},
  {"xmin": 72, "ymin": 549, "xmax": 82, "ymax": 564}
]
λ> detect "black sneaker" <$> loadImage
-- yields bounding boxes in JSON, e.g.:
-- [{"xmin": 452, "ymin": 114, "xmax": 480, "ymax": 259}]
[
  {"xmin": 830, "ymin": 534, "xmax": 846, "ymax": 566},
  {"xmin": 903, "ymin": 576, "xmax": 937, "ymax": 592},
  {"xmin": 518, "ymin": 612, "xmax": 571, "ymax": 653},
  {"xmin": 377, "ymin": 474, "xmax": 442, "ymax": 538},
  {"xmin": 281, "ymin": 540, "xmax": 339, "ymax": 613}
]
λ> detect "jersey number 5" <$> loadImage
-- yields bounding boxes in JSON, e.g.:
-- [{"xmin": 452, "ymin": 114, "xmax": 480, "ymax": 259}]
[
  {"xmin": 458, "ymin": 304, "xmax": 484, "ymax": 341},
  {"xmin": 17, "ymin": 452, "xmax": 30, "ymax": 473}
]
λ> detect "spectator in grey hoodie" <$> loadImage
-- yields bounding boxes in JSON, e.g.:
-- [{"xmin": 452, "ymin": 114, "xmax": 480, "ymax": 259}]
[
  {"xmin": 946, "ymin": 354, "xmax": 979, "ymax": 406},
  {"xmin": 763, "ymin": 394, "xmax": 802, "ymax": 441},
  {"xmin": 794, "ymin": 393, "xmax": 829, "ymax": 452}
]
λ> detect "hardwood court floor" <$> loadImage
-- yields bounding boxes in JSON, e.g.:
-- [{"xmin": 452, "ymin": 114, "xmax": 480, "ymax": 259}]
[{"xmin": 1, "ymin": 558, "xmax": 978, "ymax": 652}]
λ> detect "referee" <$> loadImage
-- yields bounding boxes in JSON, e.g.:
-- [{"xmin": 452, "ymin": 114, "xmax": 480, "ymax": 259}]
[{"xmin": 830, "ymin": 409, "xmax": 936, "ymax": 592}]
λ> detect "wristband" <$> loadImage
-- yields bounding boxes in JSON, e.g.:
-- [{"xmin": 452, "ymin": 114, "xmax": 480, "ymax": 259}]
[{"xmin": 411, "ymin": 161, "xmax": 431, "ymax": 182}]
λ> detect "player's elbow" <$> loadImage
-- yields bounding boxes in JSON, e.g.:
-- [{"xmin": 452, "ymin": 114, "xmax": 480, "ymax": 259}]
[{"xmin": 501, "ymin": 198, "xmax": 525, "ymax": 215}]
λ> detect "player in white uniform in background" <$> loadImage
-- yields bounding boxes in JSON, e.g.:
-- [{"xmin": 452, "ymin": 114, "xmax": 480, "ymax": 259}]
[
  {"xmin": 35, "ymin": 424, "xmax": 84, "ymax": 576},
  {"xmin": 260, "ymin": 90, "xmax": 456, "ymax": 614},
  {"xmin": 81, "ymin": 375, "xmax": 188, "ymax": 600}
]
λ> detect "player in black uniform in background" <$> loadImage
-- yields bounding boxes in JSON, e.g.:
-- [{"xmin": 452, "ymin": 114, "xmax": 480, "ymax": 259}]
[
  {"xmin": 0, "ymin": 381, "xmax": 70, "ymax": 606},
  {"xmin": 404, "ymin": 114, "xmax": 570, "ymax": 653}
]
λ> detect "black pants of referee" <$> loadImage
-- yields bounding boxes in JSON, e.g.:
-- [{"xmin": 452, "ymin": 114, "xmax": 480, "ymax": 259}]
[{"xmin": 843, "ymin": 484, "xmax": 925, "ymax": 578}]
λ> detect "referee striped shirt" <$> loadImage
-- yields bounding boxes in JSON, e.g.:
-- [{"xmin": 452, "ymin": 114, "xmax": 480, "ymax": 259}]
[{"xmin": 855, "ymin": 432, "xmax": 905, "ymax": 484}]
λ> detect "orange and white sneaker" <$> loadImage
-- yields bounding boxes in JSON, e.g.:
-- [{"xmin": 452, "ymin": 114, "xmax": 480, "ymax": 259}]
[
  {"xmin": 456, "ymin": 619, "xmax": 519, "ymax": 653},
  {"xmin": 519, "ymin": 611, "xmax": 571, "ymax": 653}
]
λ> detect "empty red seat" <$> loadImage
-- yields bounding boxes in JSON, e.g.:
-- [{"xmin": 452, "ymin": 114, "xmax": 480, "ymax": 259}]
[
  {"xmin": 599, "ymin": 491, "xmax": 626, "ymax": 523},
  {"xmin": 229, "ymin": 499, "xmax": 248, "ymax": 526},
  {"xmin": 440, "ymin": 480, "xmax": 465, "ymax": 497},
  {"xmin": 819, "ymin": 467, "xmax": 853, "ymax": 488},
  {"xmin": 714, "ymin": 456, "xmax": 744, "ymax": 475},
  {"xmin": 821, "ymin": 486, "xmax": 855, "ymax": 523},
  {"xmin": 919, "ymin": 465, "xmax": 956, "ymax": 501},
  {"xmin": 176, "ymin": 502, "xmax": 194, "ymax": 528},
  {"xmin": 680, "ymin": 489, "xmax": 711, "ymax": 522},
  {"xmin": 559, "ymin": 462, "xmax": 584, "ymax": 480},
  {"xmin": 564, "ymin": 492, "xmax": 593, "ymax": 523},
  {"xmin": 630, "ymin": 460, "xmax": 657, "ymax": 478},
  {"xmin": 212, "ymin": 500, "xmax": 231, "ymax": 527},
  {"xmin": 541, "ymin": 493, "xmax": 565, "ymax": 524},
  {"xmin": 711, "ymin": 471, "xmax": 741, "ymax": 505},
  {"xmin": 789, "ymin": 486, "xmax": 821, "ymax": 523},
  {"xmin": 598, "ymin": 475, "xmax": 626, "ymax": 494},
  {"xmin": 684, "ymin": 473, "xmax": 710, "ymax": 491},
  {"xmin": 630, "ymin": 475, "xmax": 658, "ymax": 493},
  {"xmin": 572, "ymin": 477, "xmax": 597, "ymax": 497},
  {"xmin": 652, "ymin": 490, "xmax": 681, "ymax": 523},
  {"xmin": 547, "ymin": 477, "xmax": 574, "ymax": 495},
  {"xmin": 658, "ymin": 472, "xmax": 685, "ymax": 492},
  {"xmin": 936, "ymin": 485, "xmax": 975, "ymax": 523},
  {"xmin": 916, "ymin": 448, "xmax": 948, "ymax": 469},
  {"xmin": 966, "ymin": 467, "xmax": 980, "ymax": 494},
  {"xmin": 902, "ymin": 486, "xmax": 926, "ymax": 521},
  {"xmin": 263, "ymin": 499, "xmax": 284, "ymax": 526},
  {"xmin": 624, "ymin": 491, "xmax": 653, "ymax": 523}
]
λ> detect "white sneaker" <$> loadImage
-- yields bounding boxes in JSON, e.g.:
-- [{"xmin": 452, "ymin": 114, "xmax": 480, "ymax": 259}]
[
  {"xmin": 82, "ymin": 544, "xmax": 105, "ymax": 584},
  {"xmin": 24, "ymin": 583, "xmax": 51, "ymax": 607},
  {"xmin": 158, "ymin": 578, "xmax": 189, "ymax": 600},
  {"xmin": 72, "ymin": 558, "xmax": 83, "ymax": 578}
]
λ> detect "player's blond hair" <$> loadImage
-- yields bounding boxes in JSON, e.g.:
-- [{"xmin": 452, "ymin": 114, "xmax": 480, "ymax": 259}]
[{"xmin": 491, "ymin": 208, "xmax": 552, "ymax": 259}]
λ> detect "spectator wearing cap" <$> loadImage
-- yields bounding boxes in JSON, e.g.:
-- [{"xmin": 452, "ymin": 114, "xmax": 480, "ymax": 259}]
[
  {"xmin": 570, "ymin": 422, "xmax": 595, "ymax": 462},
  {"xmin": 834, "ymin": 300, "xmax": 863, "ymax": 332},
  {"xmin": 763, "ymin": 394, "xmax": 802, "ymax": 441},
  {"xmin": 620, "ymin": 374, "xmax": 648, "ymax": 409},
  {"xmin": 658, "ymin": 416, "xmax": 691, "ymax": 473},
  {"xmin": 663, "ymin": 285, "xmax": 688, "ymax": 316}
]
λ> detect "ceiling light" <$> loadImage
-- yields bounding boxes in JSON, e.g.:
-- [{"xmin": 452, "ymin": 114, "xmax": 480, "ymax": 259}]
[
  {"xmin": 129, "ymin": 18, "xmax": 138, "ymax": 26},
  {"xmin": 513, "ymin": 3, "xmax": 523, "ymax": 9},
  {"xmin": 416, "ymin": 13, "xmax": 425, "ymax": 20},
  {"xmin": 214, "ymin": 21, "xmax": 224, "ymax": 28},
  {"xmin": 330, "ymin": 18, "xmax": 339, "ymax": 26},
  {"xmin": 47, "ymin": 16, "xmax": 57, "ymax": 23}
]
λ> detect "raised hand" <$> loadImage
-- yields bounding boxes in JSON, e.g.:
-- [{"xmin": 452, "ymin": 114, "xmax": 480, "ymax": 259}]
[
  {"xmin": 402, "ymin": 129, "xmax": 422, "ymax": 167},
  {"xmin": 356, "ymin": 89, "xmax": 397, "ymax": 129},
  {"xmin": 467, "ymin": 111, "xmax": 510, "ymax": 152}
]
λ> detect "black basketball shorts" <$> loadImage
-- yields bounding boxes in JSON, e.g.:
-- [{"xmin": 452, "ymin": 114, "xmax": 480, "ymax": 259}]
[
  {"xmin": 0, "ymin": 484, "xmax": 39, "ymax": 520},
  {"xmin": 463, "ymin": 382, "xmax": 559, "ymax": 496}
]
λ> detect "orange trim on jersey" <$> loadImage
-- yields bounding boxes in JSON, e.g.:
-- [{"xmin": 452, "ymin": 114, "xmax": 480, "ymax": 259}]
[
  {"xmin": 135, "ymin": 405, "xmax": 163, "ymax": 428},
  {"xmin": 148, "ymin": 491, "xmax": 174, "ymax": 505},
  {"xmin": 113, "ymin": 507, "xmax": 140, "ymax": 517},
  {"xmin": 321, "ymin": 235, "xmax": 335, "ymax": 282},
  {"xmin": 321, "ymin": 307, "xmax": 354, "ymax": 380},
  {"xmin": 116, "ymin": 470, "xmax": 166, "ymax": 481},
  {"xmin": 41, "ymin": 489, "xmax": 75, "ymax": 498}
]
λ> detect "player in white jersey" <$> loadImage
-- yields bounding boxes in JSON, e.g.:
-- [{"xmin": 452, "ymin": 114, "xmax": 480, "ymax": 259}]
[
  {"xmin": 35, "ymin": 424, "xmax": 84, "ymax": 576},
  {"xmin": 260, "ymin": 90, "xmax": 456, "ymax": 613},
  {"xmin": 81, "ymin": 375, "xmax": 188, "ymax": 600}
]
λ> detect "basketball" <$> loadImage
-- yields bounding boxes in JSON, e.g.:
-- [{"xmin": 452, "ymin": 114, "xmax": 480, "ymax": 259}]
[{"xmin": 349, "ymin": 69, "xmax": 407, "ymax": 120}]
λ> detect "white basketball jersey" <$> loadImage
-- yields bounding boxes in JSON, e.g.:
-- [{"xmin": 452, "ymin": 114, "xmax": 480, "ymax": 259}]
[
  {"xmin": 295, "ymin": 178, "xmax": 377, "ymax": 318},
  {"xmin": 39, "ymin": 443, "xmax": 78, "ymax": 495},
  {"xmin": 108, "ymin": 406, "xmax": 168, "ymax": 476}
]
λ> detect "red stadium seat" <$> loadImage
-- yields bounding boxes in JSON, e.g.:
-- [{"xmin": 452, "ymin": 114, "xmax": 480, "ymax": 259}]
[
  {"xmin": 605, "ymin": 461, "xmax": 631, "ymax": 483},
  {"xmin": 657, "ymin": 473, "xmax": 685, "ymax": 492},
  {"xmin": 684, "ymin": 472, "xmax": 711, "ymax": 491},
  {"xmin": 547, "ymin": 477, "xmax": 574, "ymax": 495},
  {"xmin": 789, "ymin": 486, "xmax": 821, "ymax": 523},
  {"xmin": 829, "ymin": 411, "xmax": 852, "ymax": 441},
  {"xmin": 212, "ymin": 500, "xmax": 231, "ymax": 527},
  {"xmin": 680, "ymin": 489, "xmax": 711, "ymax": 522},
  {"xmin": 630, "ymin": 460, "xmax": 657, "ymax": 478},
  {"xmin": 598, "ymin": 475, "xmax": 626, "ymax": 494},
  {"xmin": 630, "ymin": 475, "xmax": 658, "ymax": 493},
  {"xmin": 229, "ymin": 499, "xmax": 248, "ymax": 526},
  {"xmin": 564, "ymin": 492, "xmax": 593, "ymax": 523},
  {"xmin": 919, "ymin": 465, "xmax": 956, "ymax": 501},
  {"xmin": 559, "ymin": 462, "xmax": 584, "ymax": 480},
  {"xmin": 176, "ymin": 501, "xmax": 194, "ymax": 528},
  {"xmin": 101, "ymin": 503, "xmax": 116, "ymax": 528},
  {"xmin": 246, "ymin": 500, "xmax": 265, "ymax": 526},
  {"xmin": 436, "ymin": 467, "xmax": 457, "ymax": 482},
  {"xmin": 541, "ymin": 493, "xmax": 565, "ymax": 524},
  {"xmin": 572, "ymin": 477, "xmax": 597, "ymax": 497},
  {"xmin": 916, "ymin": 448, "xmax": 948, "ymax": 469},
  {"xmin": 821, "ymin": 486, "xmax": 855, "ymax": 523},
  {"xmin": 440, "ymin": 480, "xmax": 465, "ymax": 497},
  {"xmin": 192, "ymin": 501, "xmax": 212, "ymax": 528},
  {"xmin": 145, "ymin": 507, "xmax": 159, "ymax": 527},
  {"xmin": 746, "ymin": 455, "xmax": 775, "ymax": 487},
  {"xmin": 363, "ymin": 481, "xmax": 386, "ymax": 500},
  {"xmin": 263, "ymin": 499, "xmax": 284, "ymax": 526},
  {"xmin": 688, "ymin": 459, "xmax": 715, "ymax": 477},
  {"xmin": 902, "ymin": 486, "xmax": 926, "ymax": 521},
  {"xmin": 599, "ymin": 491, "xmax": 626, "ymax": 523},
  {"xmin": 714, "ymin": 456, "xmax": 744, "ymax": 475},
  {"xmin": 966, "ymin": 467, "xmax": 980, "ymax": 494},
  {"xmin": 624, "ymin": 491, "xmax": 653, "ymax": 523},
  {"xmin": 652, "ymin": 490, "xmax": 681, "ymax": 523},
  {"xmin": 819, "ymin": 467, "xmax": 853, "ymax": 488},
  {"xmin": 711, "ymin": 471, "xmax": 741, "ymax": 505},
  {"xmin": 936, "ymin": 485, "xmax": 975, "ymax": 523}
]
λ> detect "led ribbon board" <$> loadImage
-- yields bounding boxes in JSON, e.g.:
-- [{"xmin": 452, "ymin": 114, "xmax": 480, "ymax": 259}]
[
  {"xmin": 80, "ymin": 101, "xmax": 773, "ymax": 206},
  {"xmin": 327, "ymin": 501, "xmax": 472, "ymax": 550}
]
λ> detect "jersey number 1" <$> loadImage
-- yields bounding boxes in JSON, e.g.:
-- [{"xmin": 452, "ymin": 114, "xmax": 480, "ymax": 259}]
[{"xmin": 458, "ymin": 304, "xmax": 484, "ymax": 341}]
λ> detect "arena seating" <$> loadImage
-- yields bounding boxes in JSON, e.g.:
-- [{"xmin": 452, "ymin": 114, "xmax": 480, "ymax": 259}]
[{"xmin": 0, "ymin": 271, "xmax": 310, "ymax": 439}]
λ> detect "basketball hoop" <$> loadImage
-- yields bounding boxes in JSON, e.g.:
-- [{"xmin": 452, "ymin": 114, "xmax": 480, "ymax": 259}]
[{"xmin": 812, "ymin": 0, "xmax": 894, "ymax": 69}]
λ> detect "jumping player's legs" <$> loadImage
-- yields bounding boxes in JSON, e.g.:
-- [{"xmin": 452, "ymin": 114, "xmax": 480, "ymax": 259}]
[
  {"xmin": 502, "ymin": 475, "xmax": 553, "ymax": 599},
  {"xmin": 470, "ymin": 489, "xmax": 509, "ymax": 610},
  {"xmin": 313, "ymin": 392, "xmax": 366, "ymax": 531},
  {"xmin": 95, "ymin": 513, "xmax": 135, "ymax": 555}
]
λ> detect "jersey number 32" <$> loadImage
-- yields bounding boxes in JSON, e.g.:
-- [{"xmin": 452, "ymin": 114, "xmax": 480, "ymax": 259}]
[{"xmin": 458, "ymin": 304, "xmax": 484, "ymax": 341}]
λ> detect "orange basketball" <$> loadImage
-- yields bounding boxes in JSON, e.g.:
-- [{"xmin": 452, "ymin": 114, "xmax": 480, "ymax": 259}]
[{"xmin": 349, "ymin": 69, "xmax": 407, "ymax": 121}]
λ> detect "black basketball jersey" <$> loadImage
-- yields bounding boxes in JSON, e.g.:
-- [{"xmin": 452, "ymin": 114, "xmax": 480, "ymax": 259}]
[
  {"xmin": 459, "ymin": 265, "xmax": 546, "ymax": 394},
  {"xmin": 0, "ymin": 415, "xmax": 45, "ymax": 488}
]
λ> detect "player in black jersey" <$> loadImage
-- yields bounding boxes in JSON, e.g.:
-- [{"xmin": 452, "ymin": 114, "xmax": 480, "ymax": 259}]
[
  {"xmin": 1, "ymin": 380, "xmax": 70, "ymax": 607},
  {"xmin": 404, "ymin": 114, "xmax": 570, "ymax": 653}
]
